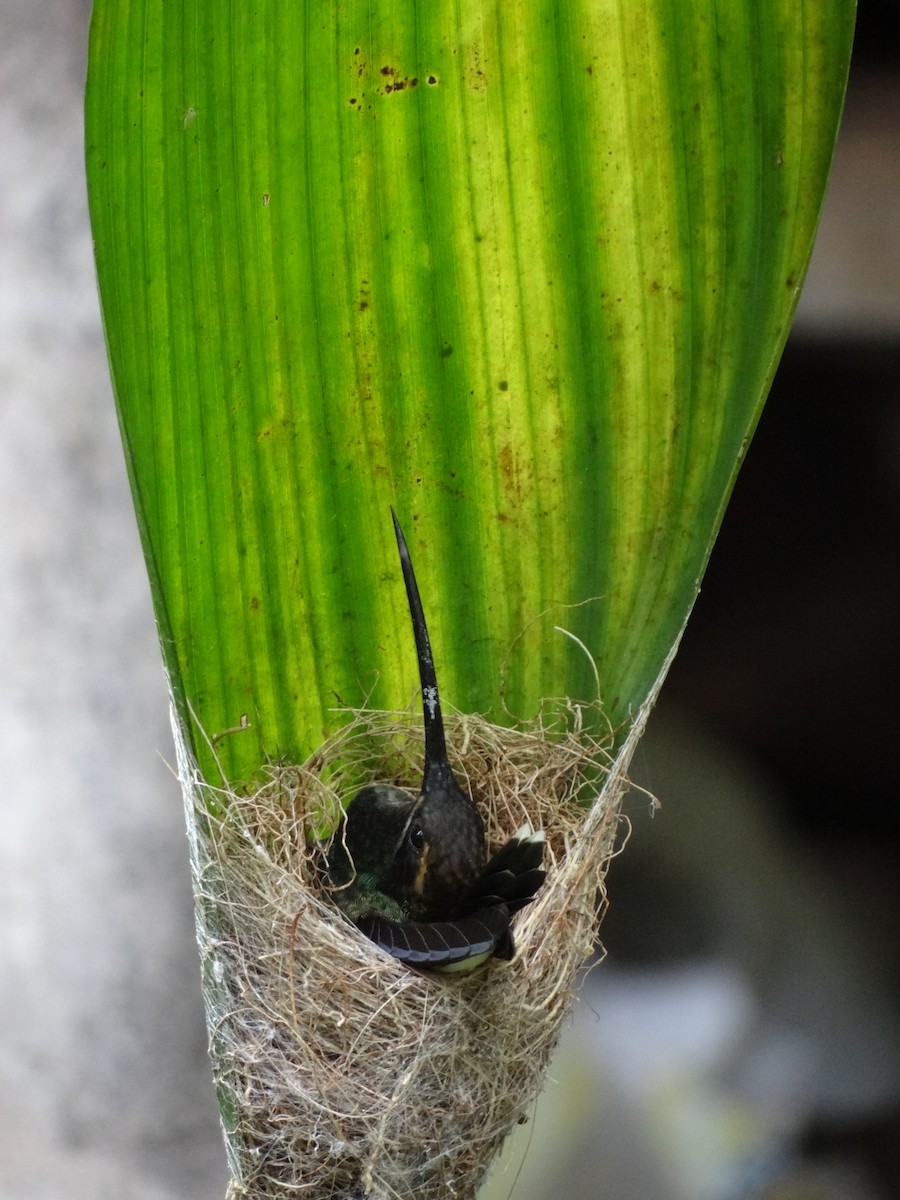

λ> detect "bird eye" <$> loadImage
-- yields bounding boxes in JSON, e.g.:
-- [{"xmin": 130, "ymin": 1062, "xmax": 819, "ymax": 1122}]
[{"xmin": 409, "ymin": 824, "xmax": 425, "ymax": 852}]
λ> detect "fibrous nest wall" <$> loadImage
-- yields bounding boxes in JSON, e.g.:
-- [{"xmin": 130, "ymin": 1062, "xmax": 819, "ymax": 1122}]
[{"xmin": 178, "ymin": 702, "xmax": 636, "ymax": 1200}]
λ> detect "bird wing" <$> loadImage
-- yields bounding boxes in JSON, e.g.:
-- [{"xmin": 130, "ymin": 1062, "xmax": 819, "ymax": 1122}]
[
  {"xmin": 459, "ymin": 825, "xmax": 546, "ymax": 916},
  {"xmin": 355, "ymin": 905, "xmax": 511, "ymax": 971}
]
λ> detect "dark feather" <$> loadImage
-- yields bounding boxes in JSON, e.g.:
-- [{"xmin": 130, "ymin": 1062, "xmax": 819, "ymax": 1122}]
[
  {"xmin": 356, "ymin": 905, "xmax": 511, "ymax": 969},
  {"xmin": 459, "ymin": 826, "xmax": 546, "ymax": 916}
]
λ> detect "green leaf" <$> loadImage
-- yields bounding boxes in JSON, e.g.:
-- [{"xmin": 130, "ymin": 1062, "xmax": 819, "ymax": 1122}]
[{"xmin": 86, "ymin": 1, "xmax": 854, "ymax": 786}]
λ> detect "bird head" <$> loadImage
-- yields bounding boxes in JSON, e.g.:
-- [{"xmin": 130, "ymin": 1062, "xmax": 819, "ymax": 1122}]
[
  {"xmin": 334, "ymin": 777, "xmax": 484, "ymax": 917},
  {"xmin": 330, "ymin": 514, "xmax": 487, "ymax": 920},
  {"xmin": 389, "ymin": 512, "xmax": 486, "ymax": 914}
]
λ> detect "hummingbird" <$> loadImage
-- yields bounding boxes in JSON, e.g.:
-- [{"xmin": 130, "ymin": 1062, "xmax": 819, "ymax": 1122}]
[{"xmin": 326, "ymin": 512, "xmax": 546, "ymax": 972}]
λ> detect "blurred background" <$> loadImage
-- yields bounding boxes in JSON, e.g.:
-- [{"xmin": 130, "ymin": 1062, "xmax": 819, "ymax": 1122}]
[{"xmin": 1, "ymin": 2, "xmax": 897, "ymax": 1198}]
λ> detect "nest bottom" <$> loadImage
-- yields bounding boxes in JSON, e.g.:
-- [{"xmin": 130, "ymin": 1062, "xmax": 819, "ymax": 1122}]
[{"xmin": 184, "ymin": 706, "xmax": 628, "ymax": 1200}]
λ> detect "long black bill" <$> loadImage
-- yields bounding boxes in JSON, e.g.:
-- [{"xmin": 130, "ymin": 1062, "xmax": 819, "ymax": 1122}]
[{"xmin": 391, "ymin": 510, "xmax": 454, "ymax": 791}]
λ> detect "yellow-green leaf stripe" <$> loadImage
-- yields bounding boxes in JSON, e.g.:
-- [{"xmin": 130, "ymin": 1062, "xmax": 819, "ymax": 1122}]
[{"xmin": 86, "ymin": 1, "xmax": 853, "ymax": 784}]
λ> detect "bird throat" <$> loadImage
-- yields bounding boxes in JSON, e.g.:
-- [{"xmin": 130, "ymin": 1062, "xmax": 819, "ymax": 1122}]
[{"xmin": 412, "ymin": 844, "xmax": 430, "ymax": 895}]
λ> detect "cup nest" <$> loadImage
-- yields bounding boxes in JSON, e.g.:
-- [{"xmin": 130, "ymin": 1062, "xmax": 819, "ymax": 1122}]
[{"xmin": 178, "ymin": 701, "xmax": 635, "ymax": 1200}]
